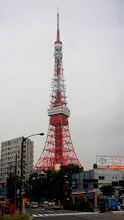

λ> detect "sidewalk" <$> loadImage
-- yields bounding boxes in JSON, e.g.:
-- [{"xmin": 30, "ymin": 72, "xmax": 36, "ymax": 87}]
[{"xmin": 93, "ymin": 207, "xmax": 99, "ymax": 212}]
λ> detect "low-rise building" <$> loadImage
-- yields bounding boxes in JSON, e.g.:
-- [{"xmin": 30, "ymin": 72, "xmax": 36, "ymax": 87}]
[{"xmin": 72, "ymin": 156, "xmax": 124, "ymax": 206}]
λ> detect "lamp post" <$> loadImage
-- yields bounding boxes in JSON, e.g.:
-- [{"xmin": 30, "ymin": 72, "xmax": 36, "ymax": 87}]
[
  {"xmin": 117, "ymin": 169, "xmax": 124, "ymax": 180},
  {"xmin": 14, "ymin": 154, "xmax": 17, "ymax": 208},
  {"xmin": 20, "ymin": 133, "xmax": 44, "ymax": 215},
  {"xmin": 63, "ymin": 183, "xmax": 69, "ymax": 205}
]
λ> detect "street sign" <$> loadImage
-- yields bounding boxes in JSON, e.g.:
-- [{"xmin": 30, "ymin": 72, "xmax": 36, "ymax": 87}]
[
  {"xmin": 4, "ymin": 187, "xmax": 8, "ymax": 195},
  {"xmin": 17, "ymin": 189, "xmax": 20, "ymax": 195},
  {"xmin": 22, "ymin": 198, "xmax": 29, "ymax": 204},
  {"xmin": 71, "ymin": 179, "xmax": 77, "ymax": 188},
  {"xmin": 22, "ymin": 188, "xmax": 25, "ymax": 194},
  {"xmin": 0, "ymin": 187, "xmax": 8, "ymax": 195},
  {"xmin": 33, "ymin": 169, "xmax": 44, "ymax": 174}
]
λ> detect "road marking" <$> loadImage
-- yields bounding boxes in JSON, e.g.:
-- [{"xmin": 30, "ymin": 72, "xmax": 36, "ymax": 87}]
[
  {"xmin": 32, "ymin": 214, "xmax": 38, "ymax": 217},
  {"xmin": 32, "ymin": 211, "xmax": 100, "ymax": 218},
  {"xmin": 112, "ymin": 211, "xmax": 124, "ymax": 214},
  {"xmin": 42, "ymin": 214, "xmax": 50, "ymax": 216}
]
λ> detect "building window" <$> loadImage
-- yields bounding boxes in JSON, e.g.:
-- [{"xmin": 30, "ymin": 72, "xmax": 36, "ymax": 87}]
[{"xmin": 99, "ymin": 176, "xmax": 105, "ymax": 180}]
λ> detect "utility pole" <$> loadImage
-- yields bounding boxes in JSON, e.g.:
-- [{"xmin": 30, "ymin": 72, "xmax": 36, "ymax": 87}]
[
  {"xmin": 14, "ymin": 154, "xmax": 17, "ymax": 208},
  {"xmin": 20, "ymin": 133, "xmax": 44, "ymax": 215},
  {"xmin": 20, "ymin": 137, "xmax": 24, "ymax": 215}
]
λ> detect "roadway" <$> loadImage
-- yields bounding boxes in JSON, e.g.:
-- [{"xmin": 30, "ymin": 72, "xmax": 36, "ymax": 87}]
[{"xmin": 26, "ymin": 208, "xmax": 124, "ymax": 220}]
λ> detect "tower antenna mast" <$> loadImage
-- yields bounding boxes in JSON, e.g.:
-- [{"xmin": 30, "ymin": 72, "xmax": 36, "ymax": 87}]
[{"xmin": 57, "ymin": 11, "xmax": 60, "ymax": 41}]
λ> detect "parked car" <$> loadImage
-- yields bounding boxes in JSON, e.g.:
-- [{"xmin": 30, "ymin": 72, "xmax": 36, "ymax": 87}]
[{"xmin": 31, "ymin": 202, "xmax": 38, "ymax": 208}]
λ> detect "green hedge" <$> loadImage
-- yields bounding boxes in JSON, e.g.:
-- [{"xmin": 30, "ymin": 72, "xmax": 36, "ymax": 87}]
[
  {"xmin": 63, "ymin": 200, "xmax": 90, "ymax": 211},
  {"xmin": 0, "ymin": 212, "xmax": 29, "ymax": 220}
]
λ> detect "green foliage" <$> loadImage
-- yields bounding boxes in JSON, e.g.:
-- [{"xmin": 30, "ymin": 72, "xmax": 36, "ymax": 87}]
[
  {"xmin": 63, "ymin": 199, "xmax": 89, "ymax": 211},
  {"xmin": 24, "ymin": 164, "xmax": 81, "ymax": 204},
  {"xmin": 100, "ymin": 185, "xmax": 115, "ymax": 196},
  {"xmin": 118, "ymin": 187, "xmax": 124, "ymax": 196},
  {"xmin": 48, "ymin": 164, "xmax": 83, "ymax": 203},
  {"xmin": 6, "ymin": 173, "xmax": 20, "ymax": 203},
  {"xmin": 0, "ymin": 212, "xmax": 29, "ymax": 220}
]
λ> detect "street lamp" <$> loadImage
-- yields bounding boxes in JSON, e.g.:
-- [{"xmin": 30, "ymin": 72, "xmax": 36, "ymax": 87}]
[
  {"xmin": 117, "ymin": 169, "xmax": 124, "ymax": 180},
  {"xmin": 20, "ymin": 133, "xmax": 44, "ymax": 215},
  {"xmin": 113, "ymin": 169, "xmax": 124, "ymax": 180},
  {"xmin": 63, "ymin": 182, "xmax": 69, "ymax": 205}
]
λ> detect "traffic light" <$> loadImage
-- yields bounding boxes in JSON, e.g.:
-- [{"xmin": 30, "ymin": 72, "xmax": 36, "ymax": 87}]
[{"xmin": 38, "ymin": 172, "xmax": 47, "ymax": 179}]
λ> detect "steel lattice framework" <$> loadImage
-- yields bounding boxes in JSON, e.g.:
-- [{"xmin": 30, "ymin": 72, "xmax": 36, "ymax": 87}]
[{"xmin": 34, "ymin": 13, "xmax": 82, "ymax": 170}]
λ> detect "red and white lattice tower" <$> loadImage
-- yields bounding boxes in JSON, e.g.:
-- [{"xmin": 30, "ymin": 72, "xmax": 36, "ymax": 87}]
[{"xmin": 34, "ymin": 13, "xmax": 82, "ymax": 170}]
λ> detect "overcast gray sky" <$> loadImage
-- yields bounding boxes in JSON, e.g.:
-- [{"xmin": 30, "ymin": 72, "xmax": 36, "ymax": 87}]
[{"xmin": 0, "ymin": 0, "xmax": 124, "ymax": 170}]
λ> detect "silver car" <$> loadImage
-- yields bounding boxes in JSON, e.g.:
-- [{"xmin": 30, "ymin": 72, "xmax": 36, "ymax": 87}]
[{"xmin": 31, "ymin": 202, "xmax": 38, "ymax": 208}]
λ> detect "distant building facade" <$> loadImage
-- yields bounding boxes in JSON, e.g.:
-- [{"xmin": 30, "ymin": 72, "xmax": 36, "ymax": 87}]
[
  {"xmin": 72, "ymin": 156, "xmax": 124, "ymax": 205},
  {"xmin": 72, "ymin": 168, "xmax": 124, "ymax": 195},
  {"xmin": 0, "ymin": 137, "xmax": 34, "ymax": 187}
]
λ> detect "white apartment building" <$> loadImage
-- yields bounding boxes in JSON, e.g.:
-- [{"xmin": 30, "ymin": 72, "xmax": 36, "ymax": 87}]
[{"xmin": 0, "ymin": 137, "xmax": 34, "ymax": 187}]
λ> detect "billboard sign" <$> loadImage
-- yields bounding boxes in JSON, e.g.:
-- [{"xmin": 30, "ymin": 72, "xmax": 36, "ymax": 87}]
[{"xmin": 97, "ymin": 156, "xmax": 124, "ymax": 169}]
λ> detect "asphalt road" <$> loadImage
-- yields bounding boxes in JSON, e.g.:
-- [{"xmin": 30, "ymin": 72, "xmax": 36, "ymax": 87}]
[
  {"xmin": 26, "ymin": 208, "xmax": 124, "ymax": 220},
  {"xmin": 26, "ymin": 208, "xmax": 76, "ymax": 216}
]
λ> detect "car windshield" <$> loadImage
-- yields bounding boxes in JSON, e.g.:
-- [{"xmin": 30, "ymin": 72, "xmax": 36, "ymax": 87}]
[{"xmin": 108, "ymin": 199, "xmax": 118, "ymax": 203}]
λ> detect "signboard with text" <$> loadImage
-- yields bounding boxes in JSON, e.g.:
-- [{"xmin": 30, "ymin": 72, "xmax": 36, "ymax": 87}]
[
  {"xmin": 97, "ymin": 156, "xmax": 124, "ymax": 169},
  {"xmin": 71, "ymin": 179, "xmax": 77, "ymax": 188}
]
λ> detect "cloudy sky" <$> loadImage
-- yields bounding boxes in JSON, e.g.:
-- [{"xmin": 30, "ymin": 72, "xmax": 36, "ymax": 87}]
[{"xmin": 0, "ymin": 0, "xmax": 124, "ymax": 170}]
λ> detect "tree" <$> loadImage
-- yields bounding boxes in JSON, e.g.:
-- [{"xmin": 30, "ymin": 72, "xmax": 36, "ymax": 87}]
[
  {"xmin": 25, "ymin": 164, "xmax": 82, "ymax": 204},
  {"xmin": 118, "ymin": 187, "xmax": 124, "ymax": 196},
  {"xmin": 100, "ymin": 185, "xmax": 115, "ymax": 196},
  {"xmin": 49, "ymin": 164, "xmax": 83, "ymax": 204},
  {"xmin": 6, "ymin": 172, "xmax": 20, "ymax": 203}
]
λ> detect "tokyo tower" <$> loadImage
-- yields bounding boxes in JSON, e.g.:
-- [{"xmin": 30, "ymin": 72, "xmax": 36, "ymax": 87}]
[{"xmin": 34, "ymin": 13, "xmax": 82, "ymax": 170}]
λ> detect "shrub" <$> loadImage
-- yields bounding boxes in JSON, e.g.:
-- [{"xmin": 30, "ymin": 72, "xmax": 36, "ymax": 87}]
[
  {"xmin": 0, "ymin": 212, "xmax": 29, "ymax": 220},
  {"xmin": 63, "ymin": 199, "xmax": 89, "ymax": 211}
]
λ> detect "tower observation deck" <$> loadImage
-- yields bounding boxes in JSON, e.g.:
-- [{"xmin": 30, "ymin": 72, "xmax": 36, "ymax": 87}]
[{"xmin": 34, "ymin": 13, "xmax": 82, "ymax": 170}]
